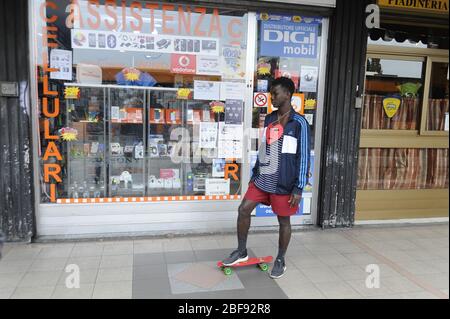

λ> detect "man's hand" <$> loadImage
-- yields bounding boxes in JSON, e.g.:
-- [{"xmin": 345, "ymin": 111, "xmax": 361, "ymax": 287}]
[{"xmin": 289, "ymin": 193, "xmax": 302, "ymax": 208}]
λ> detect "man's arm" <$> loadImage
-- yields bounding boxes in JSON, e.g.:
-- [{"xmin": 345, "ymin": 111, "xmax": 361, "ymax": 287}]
[{"xmin": 289, "ymin": 116, "xmax": 310, "ymax": 207}]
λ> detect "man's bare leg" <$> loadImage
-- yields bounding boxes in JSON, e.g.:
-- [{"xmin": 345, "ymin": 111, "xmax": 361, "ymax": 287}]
[
  {"xmin": 222, "ymin": 199, "xmax": 259, "ymax": 266},
  {"xmin": 237, "ymin": 199, "xmax": 259, "ymax": 252}
]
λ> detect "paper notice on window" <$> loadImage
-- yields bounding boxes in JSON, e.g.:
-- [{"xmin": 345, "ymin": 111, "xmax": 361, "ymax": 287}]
[
  {"xmin": 300, "ymin": 66, "xmax": 318, "ymax": 93},
  {"xmin": 199, "ymin": 122, "xmax": 218, "ymax": 149},
  {"xmin": 220, "ymin": 81, "xmax": 246, "ymax": 101},
  {"xmin": 196, "ymin": 56, "xmax": 222, "ymax": 75},
  {"xmin": 218, "ymin": 139, "xmax": 242, "ymax": 159},
  {"xmin": 218, "ymin": 122, "xmax": 243, "ymax": 141},
  {"xmin": 194, "ymin": 80, "xmax": 221, "ymax": 100},
  {"xmin": 445, "ymin": 112, "xmax": 449, "ymax": 132},
  {"xmin": 50, "ymin": 49, "xmax": 72, "ymax": 80},
  {"xmin": 205, "ymin": 178, "xmax": 230, "ymax": 196},
  {"xmin": 224, "ymin": 99, "xmax": 244, "ymax": 124}
]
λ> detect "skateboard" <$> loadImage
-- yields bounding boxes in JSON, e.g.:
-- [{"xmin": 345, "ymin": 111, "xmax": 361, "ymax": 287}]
[{"xmin": 217, "ymin": 256, "xmax": 273, "ymax": 276}]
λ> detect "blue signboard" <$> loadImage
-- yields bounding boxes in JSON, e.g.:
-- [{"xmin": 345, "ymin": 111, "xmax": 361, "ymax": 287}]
[{"xmin": 259, "ymin": 20, "xmax": 318, "ymax": 59}]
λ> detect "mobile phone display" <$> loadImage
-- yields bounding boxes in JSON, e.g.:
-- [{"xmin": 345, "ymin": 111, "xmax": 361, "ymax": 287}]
[
  {"xmin": 88, "ymin": 33, "xmax": 96, "ymax": 47},
  {"xmin": 98, "ymin": 34, "xmax": 106, "ymax": 48},
  {"xmin": 194, "ymin": 40, "xmax": 200, "ymax": 52}
]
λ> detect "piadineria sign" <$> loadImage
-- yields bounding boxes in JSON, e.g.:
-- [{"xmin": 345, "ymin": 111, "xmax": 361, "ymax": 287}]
[{"xmin": 377, "ymin": 0, "xmax": 449, "ymax": 14}]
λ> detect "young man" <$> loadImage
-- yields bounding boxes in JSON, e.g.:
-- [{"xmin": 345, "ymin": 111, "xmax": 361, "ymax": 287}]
[{"xmin": 222, "ymin": 77, "xmax": 310, "ymax": 279}]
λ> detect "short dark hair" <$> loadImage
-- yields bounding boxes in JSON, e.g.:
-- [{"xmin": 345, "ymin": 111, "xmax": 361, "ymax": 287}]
[{"xmin": 271, "ymin": 77, "xmax": 295, "ymax": 97}]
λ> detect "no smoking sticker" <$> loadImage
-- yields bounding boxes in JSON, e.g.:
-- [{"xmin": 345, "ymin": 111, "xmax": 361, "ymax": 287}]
[{"xmin": 253, "ymin": 92, "xmax": 270, "ymax": 108}]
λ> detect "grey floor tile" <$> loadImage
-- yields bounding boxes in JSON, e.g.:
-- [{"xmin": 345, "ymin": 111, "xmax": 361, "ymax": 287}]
[
  {"xmin": 57, "ymin": 268, "xmax": 99, "ymax": 286},
  {"xmin": 380, "ymin": 276, "xmax": 424, "ymax": 294},
  {"xmin": 0, "ymin": 273, "xmax": 26, "ymax": 289},
  {"xmin": 299, "ymin": 266, "xmax": 342, "ymax": 284},
  {"xmin": 30, "ymin": 257, "xmax": 68, "ymax": 272},
  {"xmin": 281, "ymin": 282, "xmax": 326, "ymax": 299},
  {"xmin": 0, "ymin": 287, "xmax": 15, "ymax": 299},
  {"xmin": 315, "ymin": 281, "xmax": 363, "ymax": 299},
  {"xmin": 165, "ymin": 251, "xmax": 196, "ymax": 264},
  {"xmin": 2, "ymin": 248, "xmax": 42, "ymax": 261},
  {"xmin": 133, "ymin": 253, "xmax": 165, "ymax": 266},
  {"xmin": 100, "ymin": 255, "xmax": 133, "ymax": 268},
  {"xmin": 51, "ymin": 284, "xmax": 94, "ymax": 299},
  {"xmin": 194, "ymin": 249, "xmax": 233, "ymax": 262},
  {"xmin": 190, "ymin": 237, "xmax": 221, "ymax": 251},
  {"xmin": 66, "ymin": 256, "xmax": 102, "ymax": 270},
  {"xmin": 163, "ymin": 239, "xmax": 193, "ymax": 252},
  {"xmin": 332, "ymin": 265, "xmax": 368, "ymax": 281},
  {"xmin": 315, "ymin": 253, "xmax": 352, "ymax": 267},
  {"xmin": 0, "ymin": 259, "xmax": 33, "ymax": 274},
  {"xmin": 18, "ymin": 270, "xmax": 62, "ymax": 288},
  {"xmin": 36, "ymin": 246, "xmax": 74, "ymax": 259},
  {"xmin": 70, "ymin": 245, "xmax": 104, "ymax": 258},
  {"xmin": 133, "ymin": 278, "xmax": 171, "ymax": 295},
  {"xmin": 92, "ymin": 281, "xmax": 132, "ymax": 299},
  {"xmin": 102, "ymin": 243, "xmax": 134, "ymax": 256},
  {"xmin": 237, "ymin": 268, "xmax": 279, "ymax": 289},
  {"xmin": 416, "ymin": 273, "xmax": 449, "ymax": 290},
  {"xmin": 97, "ymin": 267, "xmax": 133, "ymax": 283},
  {"xmin": 133, "ymin": 264, "xmax": 168, "ymax": 280},
  {"xmin": 10, "ymin": 286, "xmax": 56, "ymax": 299},
  {"xmin": 346, "ymin": 279, "xmax": 395, "ymax": 297}
]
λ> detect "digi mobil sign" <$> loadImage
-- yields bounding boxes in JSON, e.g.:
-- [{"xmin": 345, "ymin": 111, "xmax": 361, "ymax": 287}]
[{"xmin": 260, "ymin": 20, "xmax": 318, "ymax": 58}]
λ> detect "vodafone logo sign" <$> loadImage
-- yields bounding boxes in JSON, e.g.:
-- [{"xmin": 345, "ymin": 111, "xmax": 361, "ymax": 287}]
[
  {"xmin": 171, "ymin": 54, "xmax": 196, "ymax": 74},
  {"xmin": 178, "ymin": 56, "xmax": 190, "ymax": 67}
]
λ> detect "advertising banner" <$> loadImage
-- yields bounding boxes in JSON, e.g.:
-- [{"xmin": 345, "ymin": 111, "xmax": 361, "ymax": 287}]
[{"xmin": 259, "ymin": 20, "xmax": 318, "ymax": 58}]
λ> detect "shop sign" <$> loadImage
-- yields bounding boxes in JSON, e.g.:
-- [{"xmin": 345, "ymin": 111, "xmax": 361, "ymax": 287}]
[
  {"xmin": 377, "ymin": 0, "xmax": 449, "ymax": 14},
  {"xmin": 171, "ymin": 54, "xmax": 196, "ymax": 74},
  {"xmin": 260, "ymin": 20, "xmax": 318, "ymax": 58}
]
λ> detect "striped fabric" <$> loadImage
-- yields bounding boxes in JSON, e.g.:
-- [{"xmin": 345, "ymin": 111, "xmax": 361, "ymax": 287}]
[
  {"xmin": 293, "ymin": 114, "xmax": 310, "ymax": 190},
  {"xmin": 357, "ymin": 148, "xmax": 449, "ymax": 190},
  {"xmin": 362, "ymin": 95, "xmax": 419, "ymax": 130},
  {"xmin": 254, "ymin": 136, "xmax": 284, "ymax": 193},
  {"xmin": 427, "ymin": 99, "xmax": 449, "ymax": 131}
]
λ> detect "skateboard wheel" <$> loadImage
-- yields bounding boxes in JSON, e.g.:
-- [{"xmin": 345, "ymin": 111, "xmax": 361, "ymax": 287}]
[
  {"xmin": 223, "ymin": 267, "xmax": 233, "ymax": 276},
  {"xmin": 259, "ymin": 263, "xmax": 269, "ymax": 272}
]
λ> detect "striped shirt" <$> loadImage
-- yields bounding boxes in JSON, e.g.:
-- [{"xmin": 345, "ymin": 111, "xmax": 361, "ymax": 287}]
[{"xmin": 253, "ymin": 134, "xmax": 284, "ymax": 194}]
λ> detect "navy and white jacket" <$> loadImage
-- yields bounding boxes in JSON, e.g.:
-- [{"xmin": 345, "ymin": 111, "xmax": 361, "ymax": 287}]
[{"xmin": 251, "ymin": 109, "xmax": 311, "ymax": 196}]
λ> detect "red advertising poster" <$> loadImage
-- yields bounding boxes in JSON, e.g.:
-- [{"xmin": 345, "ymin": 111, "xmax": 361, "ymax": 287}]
[{"xmin": 171, "ymin": 54, "xmax": 196, "ymax": 74}]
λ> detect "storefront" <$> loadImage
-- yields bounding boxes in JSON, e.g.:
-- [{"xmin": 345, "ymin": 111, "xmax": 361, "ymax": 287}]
[
  {"xmin": 355, "ymin": 0, "xmax": 449, "ymax": 221},
  {"xmin": 28, "ymin": 0, "xmax": 334, "ymax": 237}
]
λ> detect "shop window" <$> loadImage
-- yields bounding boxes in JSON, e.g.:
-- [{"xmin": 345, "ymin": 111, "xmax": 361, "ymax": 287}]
[
  {"xmin": 33, "ymin": 1, "xmax": 248, "ymax": 203},
  {"xmin": 426, "ymin": 61, "xmax": 449, "ymax": 132},
  {"xmin": 357, "ymin": 148, "xmax": 449, "ymax": 190},
  {"xmin": 362, "ymin": 57, "xmax": 425, "ymax": 130}
]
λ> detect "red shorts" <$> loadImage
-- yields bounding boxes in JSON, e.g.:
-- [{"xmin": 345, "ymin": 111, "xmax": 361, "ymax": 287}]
[{"xmin": 244, "ymin": 182, "xmax": 298, "ymax": 217}]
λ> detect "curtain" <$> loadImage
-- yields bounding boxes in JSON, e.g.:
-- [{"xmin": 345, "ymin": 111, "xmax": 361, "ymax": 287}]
[{"xmin": 358, "ymin": 148, "xmax": 448, "ymax": 190}]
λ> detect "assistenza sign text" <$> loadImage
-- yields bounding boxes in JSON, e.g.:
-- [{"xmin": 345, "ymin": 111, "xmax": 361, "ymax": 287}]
[{"xmin": 259, "ymin": 20, "xmax": 318, "ymax": 58}]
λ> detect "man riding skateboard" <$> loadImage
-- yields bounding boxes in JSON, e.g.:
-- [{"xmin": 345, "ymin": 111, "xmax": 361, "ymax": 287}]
[{"xmin": 222, "ymin": 77, "xmax": 310, "ymax": 279}]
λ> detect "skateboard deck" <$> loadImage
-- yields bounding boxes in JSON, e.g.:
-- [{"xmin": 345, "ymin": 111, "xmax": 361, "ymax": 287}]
[{"xmin": 217, "ymin": 256, "xmax": 273, "ymax": 275}]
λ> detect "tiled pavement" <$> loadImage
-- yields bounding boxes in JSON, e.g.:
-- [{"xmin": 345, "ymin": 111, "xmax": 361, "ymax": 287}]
[{"xmin": 0, "ymin": 223, "xmax": 448, "ymax": 299}]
